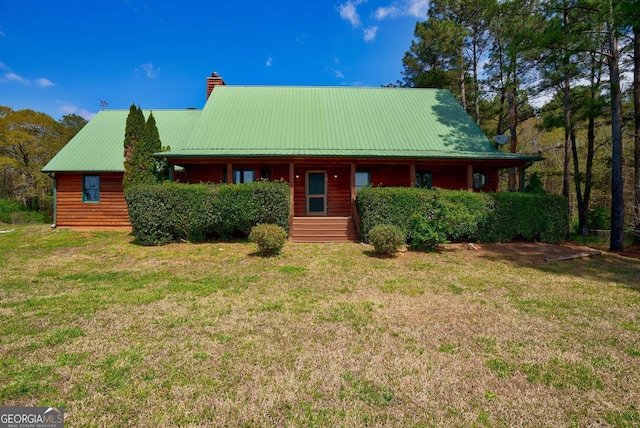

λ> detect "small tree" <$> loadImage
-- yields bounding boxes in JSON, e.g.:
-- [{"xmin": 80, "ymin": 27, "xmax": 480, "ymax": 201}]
[
  {"xmin": 525, "ymin": 172, "xmax": 546, "ymax": 194},
  {"xmin": 123, "ymin": 108, "xmax": 165, "ymax": 188}
]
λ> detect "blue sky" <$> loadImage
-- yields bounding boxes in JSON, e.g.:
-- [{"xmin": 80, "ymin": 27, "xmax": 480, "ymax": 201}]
[{"xmin": 0, "ymin": 0, "xmax": 428, "ymax": 120}]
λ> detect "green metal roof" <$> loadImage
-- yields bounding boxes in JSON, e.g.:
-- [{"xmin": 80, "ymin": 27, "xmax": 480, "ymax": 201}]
[
  {"xmin": 43, "ymin": 86, "xmax": 540, "ymax": 173},
  {"xmin": 167, "ymin": 86, "xmax": 539, "ymax": 161},
  {"xmin": 42, "ymin": 109, "xmax": 201, "ymax": 172}
]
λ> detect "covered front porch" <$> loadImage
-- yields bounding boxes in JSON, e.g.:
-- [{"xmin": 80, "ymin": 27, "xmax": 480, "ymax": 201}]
[{"xmin": 166, "ymin": 157, "xmax": 532, "ymax": 241}]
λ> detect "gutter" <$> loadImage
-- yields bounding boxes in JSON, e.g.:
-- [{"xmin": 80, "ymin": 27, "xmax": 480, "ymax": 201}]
[{"xmin": 520, "ymin": 161, "xmax": 535, "ymax": 192}]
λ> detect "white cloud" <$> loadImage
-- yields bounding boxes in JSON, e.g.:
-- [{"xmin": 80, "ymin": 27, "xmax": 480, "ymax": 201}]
[
  {"xmin": 36, "ymin": 78, "xmax": 55, "ymax": 88},
  {"xmin": 363, "ymin": 26, "xmax": 378, "ymax": 42},
  {"xmin": 58, "ymin": 102, "xmax": 96, "ymax": 120},
  {"xmin": 375, "ymin": 0, "xmax": 429, "ymax": 20},
  {"xmin": 294, "ymin": 32, "xmax": 310, "ymax": 44},
  {"xmin": 4, "ymin": 72, "xmax": 28, "ymax": 84},
  {"xmin": 338, "ymin": 0, "xmax": 386, "ymax": 42},
  {"xmin": 136, "ymin": 62, "xmax": 158, "ymax": 78},
  {"xmin": 338, "ymin": 1, "xmax": 362, "ymax": 27},
  {"xmin": 374, "ymin": 6, "xmax": 400, "ymax": 19},
  {"xmin": 406, "ymin": 0, "xmax": 429, "ymax": 18},
  {"xmin": 0, "ymin": 63, "xmax": 55, "ymax": 88},
  {"xmin": 266, "ymin": 57, "xmax": 273, "ymax": 67},
  {"xmin": 0, "ymin": 29, "xmax": 5, "ymax": 37},
  {"xmin": 334, "ymin": 69, "xmax": 345, "ymax": 79}
]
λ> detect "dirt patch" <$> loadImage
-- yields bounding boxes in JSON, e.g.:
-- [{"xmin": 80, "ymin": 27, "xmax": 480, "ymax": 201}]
[
  {"xmin": 443, "ymin": 241, "xmax": 605, "ymax": 264},
  {"xmin": 614, "ymin": 244, "xmax": 640, "ymax": 260}
]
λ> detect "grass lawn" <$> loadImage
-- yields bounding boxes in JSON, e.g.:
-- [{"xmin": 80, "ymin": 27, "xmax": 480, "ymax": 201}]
[{"xmin": 1, "ymin": 225, "xmax": 639, "ymax": 427}]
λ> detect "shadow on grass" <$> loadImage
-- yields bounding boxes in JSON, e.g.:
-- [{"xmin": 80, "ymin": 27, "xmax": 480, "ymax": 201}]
[
  {"xmin": 362, "ymin": 250, "xmax": 400, "ymax": 259},
  {"xmin": 475, "ymin": 242, "xmax": 640, "ymax": 292}
]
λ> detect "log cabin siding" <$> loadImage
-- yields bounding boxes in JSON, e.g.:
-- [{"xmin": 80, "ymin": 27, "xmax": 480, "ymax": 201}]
[
  {"xmin": 183, "ymin": 164, "xmax": 224, "ymax": 183},
  {"xmin": 369, "ymin": 165, "xmax": 411, "ymax": 187},
  {"xmin": 55, "ymin": 173, "xmax": 130, "ymax": 228},
  {"xmin": 52, "ymin": 161, "xmax": 506, "ymax": 230}
]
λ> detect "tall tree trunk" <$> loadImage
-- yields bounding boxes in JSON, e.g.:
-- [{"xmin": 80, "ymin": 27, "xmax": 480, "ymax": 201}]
[
  {"xmin": 634, "ymin": 24, "xmax": 640, "ymax": 244},
  {"xmin": 473, "ymin": 32, "xmax": 481, "ymax": 125},
  {"xmin": 583, "ymin": 99, "xmax": 596, "ymax": 233},
  {"xmin": 562, "ymin": 6, "xmax": 572, "ymax": 202},
  {"xmin": 571, "ymin": 129, "xmax": 584, "ymax": 231},
  {"xmin": 460, "ymin": 45, "xmax": 467, "ymax": 112},
  {"xmin": 583, "ymin": 50, "xmax": 602, "ymax": 236},
  {"xmin": 563, "ymin": 74, "xmax": 572, "ymax": 202},
  {"xmin": 607, "ymin": 0, "xmax": 625, "ymax": 251},
  {"xmin": 496, "ymin": 34, "xmax": 507, "ymax": 136},
  {"xmin": 508, "ymin": 83, "xmax": 518, "ymax": 192}
]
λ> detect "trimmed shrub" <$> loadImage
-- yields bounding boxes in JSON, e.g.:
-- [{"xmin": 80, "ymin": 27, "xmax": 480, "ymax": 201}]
[
  {"xmin": 356, "ymin": 187, "xmax": 568, "ymax": 244},
  {"xmin": 355, "ymin": 186, "xmax": 438, "ymax": 240},
  {"xmin": 368, "ymin": 224, "xmax": 405, "ymax": 256},
  {"xmin": 475, "ymin": 193, "xmax": 568, "ymax": 243},
  {"xmin": 249, "ymin": 224, "xmax": 288, "ymax": 256},
  {"xmin": 409, "ymin": 214, "xmax": 448, "ymax": 251},
  {"xmin": 125, "ymin": 181, "xmax": 290, "ymax": 245},
  {"xmin": 437, "ymin": 189, "xmax": 491, "ymax": 241}
]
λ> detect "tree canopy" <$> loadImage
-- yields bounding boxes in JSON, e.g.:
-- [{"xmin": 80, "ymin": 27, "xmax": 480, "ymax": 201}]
[
  {"xmin": 400, "ymin": 0, "xmax": 639, "ymax": 250},
  {"xmin": 0, "ymin": 107, "xmax": 86, "ymax": 205}
]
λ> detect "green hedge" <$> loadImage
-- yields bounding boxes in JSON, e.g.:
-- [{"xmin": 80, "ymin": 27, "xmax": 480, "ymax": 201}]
[
  {"xmin": 125, "ymin": 181, "xmax": 290, "ymax": 245},
  {"xmin": 355, "ymin": 187, "xmax": 568, "ymax": 244},
  {"xmin": 475, "ymin": 192, "xmax": 568, "ymax": 243}
]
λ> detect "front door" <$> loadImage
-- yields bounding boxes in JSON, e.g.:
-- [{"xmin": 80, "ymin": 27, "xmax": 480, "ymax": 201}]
[{"xmin": 306, "ymin": 171, "xmax": 327, "ymax": 215}]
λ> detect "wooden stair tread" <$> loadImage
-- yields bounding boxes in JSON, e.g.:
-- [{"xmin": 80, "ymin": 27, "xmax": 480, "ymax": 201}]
[{"xmin": 290, "ymin": 216, "xmax": 358, "ymax": 243}]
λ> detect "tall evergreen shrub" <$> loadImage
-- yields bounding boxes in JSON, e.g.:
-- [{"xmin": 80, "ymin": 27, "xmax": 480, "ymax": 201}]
[{"xmin": 123, "ymin": 107, "xmax": 166, "ymax": 188}]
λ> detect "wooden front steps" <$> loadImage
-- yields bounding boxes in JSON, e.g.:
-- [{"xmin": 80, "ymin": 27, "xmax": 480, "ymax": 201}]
[{"xmin": 290, "ymin": 217, "xmax": 358, "ymax": 243}]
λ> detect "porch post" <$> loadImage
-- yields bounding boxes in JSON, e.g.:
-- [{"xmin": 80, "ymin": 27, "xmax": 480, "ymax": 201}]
[
  {"xmin": 226, "ymin": 163, "xmax": 233, "ymax": 184},
  {"xmin": 351, "ymin": 162, "xmax": 360, "ymax": 237},
  {"xmin": 409, "ymin": 163, "xmax": 416, "ymax": 187},
  {"xmin": 467, "ymin": 165, "xmax": 473, "ymax": 191},
  {"xmin": 289, "ymin": 162, "xmax": 295, "ymax": 218}
]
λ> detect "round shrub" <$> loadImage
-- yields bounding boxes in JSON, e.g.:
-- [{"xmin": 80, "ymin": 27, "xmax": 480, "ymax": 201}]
[
  {"xmin": 368, "ymin": 224, "xmax": 405, "ymax": 257},
  {"xmin": 249, "ymin": 224, "xmax": 288, "ymax": 256}
]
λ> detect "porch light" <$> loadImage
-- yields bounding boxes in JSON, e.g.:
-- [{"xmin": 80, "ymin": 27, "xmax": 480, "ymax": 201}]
[
  {"xmin": 333, "ymin": 173, "xmax": 338, "ymax": 179},
  {"xmin": 295, "ymin": 174, "xmax": 300, "ymax": 179}
]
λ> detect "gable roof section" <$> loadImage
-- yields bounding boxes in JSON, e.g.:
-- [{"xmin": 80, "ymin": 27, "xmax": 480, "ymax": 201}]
[
  {"xmin": 43, "ymin": 86, "xmax": 541, "ymax": 173},
  {"xmin": 163, "ymin": 86, "xmax": 539, "ymax": 161},
  {"xmin": 42, "ymin": 109, "xmax": 201, "ymax": 172}
]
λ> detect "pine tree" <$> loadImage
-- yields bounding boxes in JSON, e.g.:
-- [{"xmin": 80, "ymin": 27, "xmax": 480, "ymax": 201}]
[
  {"xmin": 141, "ymin": 112, "xmax": 167, "ymax": 182},
  {"xmin": 123, "ymin": 105, "xmax": 159, "ymax": 188},
  {"xmin": 123, "ymin": 104, "xmax": 144, "ymax": 159}
]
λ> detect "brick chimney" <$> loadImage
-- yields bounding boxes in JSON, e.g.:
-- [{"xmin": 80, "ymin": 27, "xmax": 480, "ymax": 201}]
[{"xmin": 206, "ymin": 72, "xmax": 225, "ymax": 99}]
